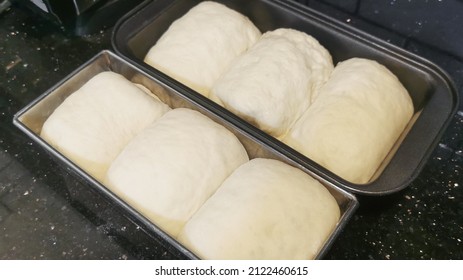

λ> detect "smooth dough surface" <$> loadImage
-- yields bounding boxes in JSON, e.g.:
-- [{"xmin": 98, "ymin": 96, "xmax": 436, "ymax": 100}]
[
  {"xmin": 283, "ymin": 58, "xmax": 414, "ymax": 184},
  {"xmin": 211, "ymin": 28, "xmax": 333, "ymax": 138},
  {"xmin": 178, "ymin": 158, "xmax": 340, "ymax": 260},
  {"xmin": 41, "ymin": 71, "xmax": 170, "ymax": 182},
  {"xmin": 144, "ymin": 1, "xmax": 261, "ymax": 97},
  {"xmin": 105, "ymin": 108, "xmax": 249, "ymax": 237}
]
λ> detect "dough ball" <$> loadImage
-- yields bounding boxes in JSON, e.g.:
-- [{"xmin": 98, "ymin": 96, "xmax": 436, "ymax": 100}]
[
  {"xmin": 178, "ymin": 158, "xmax": 340, "ymax": 260},
  {"xmin": 211, "ymin": 28, "xmax": 333, "ymax": 138},
  {"xmin": 283, "ymin": 58, "xmax": 414, "ymax": 184},
  {"xmin": 105, "ymin": 108, "xmax": 249, "ymax": 237},
  {"xmin": 41, "ymin": 71, "xmax": 170, "ymax": 182},
  {"xmin": 144, "ymin": 1, "xmax": 261, "ymax": 97}
]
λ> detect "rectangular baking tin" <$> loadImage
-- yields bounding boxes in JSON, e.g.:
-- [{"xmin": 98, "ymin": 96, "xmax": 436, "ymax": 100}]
[
  {"xmin": 111, "ymin": 0, "xmax": 459, "ymax": 195},
  {"xmin": 13, "ymin": 50, "xmax": 358, "ymax": 259}
]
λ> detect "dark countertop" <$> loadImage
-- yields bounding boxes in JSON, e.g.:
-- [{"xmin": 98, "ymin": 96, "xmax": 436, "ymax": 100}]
[{"xmin": 1, "ymin": 0, "xmax": 462, "ymax": 259}]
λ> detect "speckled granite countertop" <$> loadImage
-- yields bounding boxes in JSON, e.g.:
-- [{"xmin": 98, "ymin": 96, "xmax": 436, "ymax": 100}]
[{"xmin": 1, "ymin": 0, "xmax": 462, "ymax": 259}]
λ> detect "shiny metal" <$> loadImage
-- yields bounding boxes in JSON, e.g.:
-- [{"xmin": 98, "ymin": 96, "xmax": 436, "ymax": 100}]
[
  {"xmin": 112, "ymin": 0, "xmax": 459, "ymax": 195},
  {"xmin": 13, "ymin": 50, "xmax": 358, "ymax": 259}
]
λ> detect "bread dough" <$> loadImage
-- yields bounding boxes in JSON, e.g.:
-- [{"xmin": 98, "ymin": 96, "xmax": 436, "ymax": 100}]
[
  {"xmin": 105, "ymin": 108, "xmax": 249, "ymax": 237},
  {"xmin": 144, "ymin": 1, "xmax": 261, "ymax": 97},
  {"xmin": 41, "ymin": 71, "xmax": 170, "ymax": 182},
  {"xmin": 211, "ymin": 28, "xmax": 333, "ymax": 138},
  {"xmin": 283, "ymin": 58, "xmax": 414, "ymax": 184},
  {"xmin": 178, "ymin": 158, "xmax": 340, "ymax": 260}
]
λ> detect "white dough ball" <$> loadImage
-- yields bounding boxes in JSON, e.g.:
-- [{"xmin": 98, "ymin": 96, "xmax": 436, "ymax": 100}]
[
  {"xmin": 178, "ymin": 158, "xmax": 340, "ymax": 260},
  {"xmin": 283, "ymin": 58, "xmax": 414, "ymax": 184},
  {"xmin": 144, "ymin": 1, "xmax": 261, "ymax": 97},
  {"xmin": 105, "ymin": 108, "xmax": 249, "ymax": 237},
  {"xmin": 41, "ymin": 71, "xmax": 170, "ymax": 182},
  {"xmin": 211, "ymin": 28, "xmax": 333, "ymax": 138}
]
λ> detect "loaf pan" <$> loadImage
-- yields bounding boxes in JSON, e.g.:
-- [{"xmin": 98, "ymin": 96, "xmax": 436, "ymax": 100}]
[
  {"xmin": 12, "ymin": 50, "xmax": 358, "ymax": 259},
  {"xmin": 111, "ymin": 0, "xmax": 459, "ymax": 195}
]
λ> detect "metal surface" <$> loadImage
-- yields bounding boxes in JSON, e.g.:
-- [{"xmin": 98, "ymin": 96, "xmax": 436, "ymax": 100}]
[
  {"xmin": 13, "ymin": 50, "xmax": 358, "ymax": 259},
  {"xmin": 111, "ymin": 0, "xmax": 459, "ymax": 195}
]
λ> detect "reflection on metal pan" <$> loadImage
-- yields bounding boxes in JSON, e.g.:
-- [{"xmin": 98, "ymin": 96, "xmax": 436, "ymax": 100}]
[
  {"xmin": 13, "ymin": 50, "xmax": 358, "ymax": 259},
  {"xmin": 111, "ymin": 0, "xmax": 458, "ymax": 195}
]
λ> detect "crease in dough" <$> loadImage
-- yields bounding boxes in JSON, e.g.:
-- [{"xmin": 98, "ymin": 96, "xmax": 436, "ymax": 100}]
[
  {"xmin": 283, "ymin": 58, "xmax": 414, "ymax": 184},
  {"xmin": 105, "ymin": 108, "xmax": 249, "ymax": 237},
  {"xmin": 178, "ymin": 158, "xmax": 340, "ymax": 260},
  {"xmin": 211, "ymin": 28, "xmax": 333, "ymax": 138},
  {"xmin": 144, "ymin": 1, "xmax": 261, "ymax": 97},
  {"xmin": 41, "ymin": 71, "xmax": 171, "ymax": 182}
]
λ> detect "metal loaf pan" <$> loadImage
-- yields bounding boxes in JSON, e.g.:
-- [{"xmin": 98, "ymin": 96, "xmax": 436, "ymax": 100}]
[
  {"xmin": 111, "ymin": 0, "xmax": 459, "ymax": 195},
  {"xmin": 13, "ymin": 50, "xmax": 358, "ymax": 259}
]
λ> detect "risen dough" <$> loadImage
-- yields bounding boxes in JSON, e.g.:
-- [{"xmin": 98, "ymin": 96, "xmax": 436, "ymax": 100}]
[
  {"xmin": 211, "ymin": 28, "xmax": 333, "ymax": 138},
  {"xmin": 105, "ymin": 108, "xmax": 249, "ymax": 237},
  {"xmin": 41, "ymin": 71, "xmax": 170, "ymax": 182},
  {"xmin": 178, "ymin": 158, "xmax": 340, "ymax": 260},
  {"xmin": 144, "ymin": 1, "xmax": 261, "ymax": 97},
  {"xmin": 283, "ymin": 58, "xmax": 414, "ymax": 184}
]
